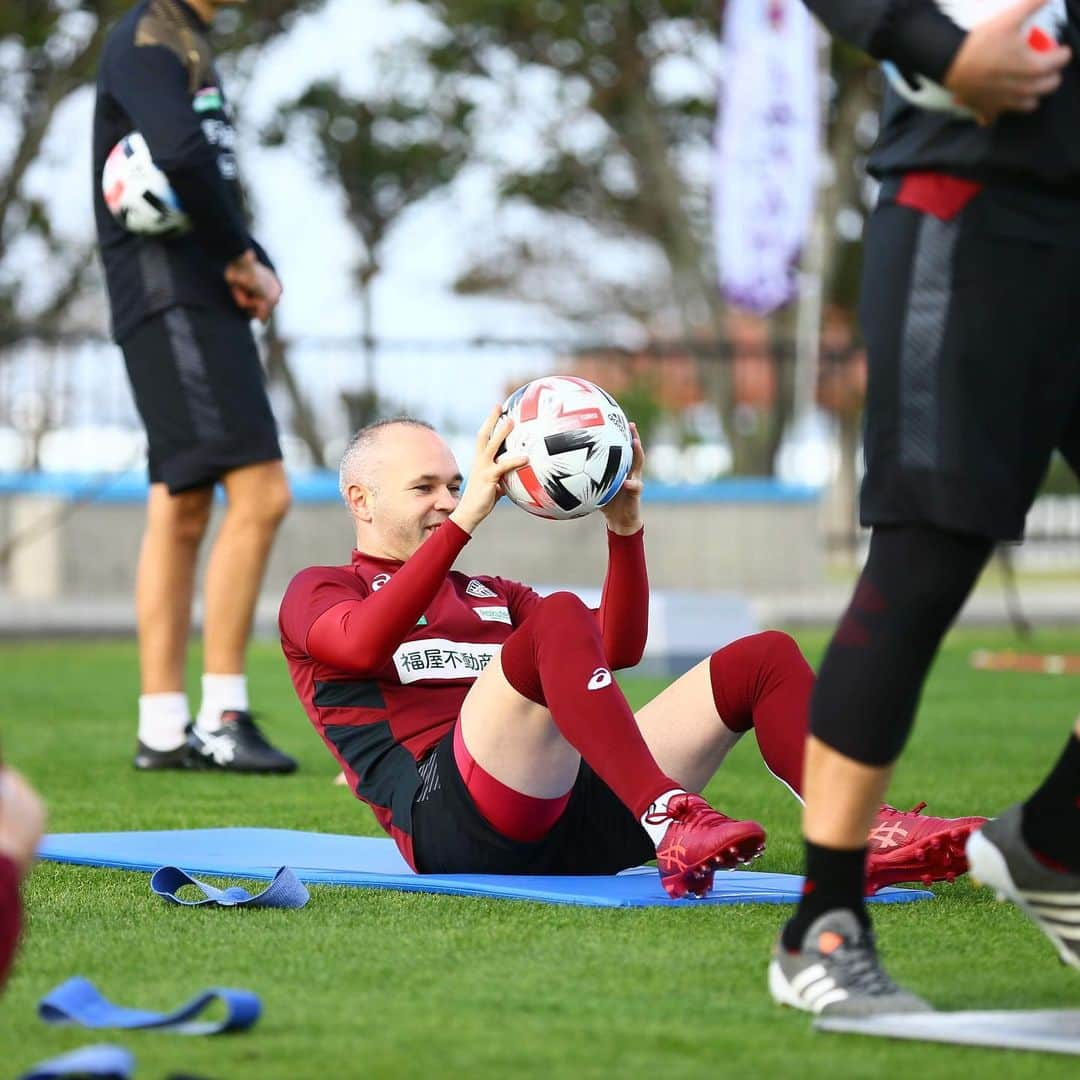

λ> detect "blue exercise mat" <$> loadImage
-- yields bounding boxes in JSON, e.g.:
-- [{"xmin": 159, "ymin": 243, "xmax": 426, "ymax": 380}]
[{"xmin": 38, "ymin": 828, "xmax": 934, "ymax": 908}]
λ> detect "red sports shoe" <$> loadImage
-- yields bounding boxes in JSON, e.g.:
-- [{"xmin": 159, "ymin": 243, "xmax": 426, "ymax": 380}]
[
  {"xmin": 651, "ymin": 793, "xmax": 766, "ymax": 899},
  {"xmin": 865, "ymin": 802, "xmax": 988, "ymax": 894}
]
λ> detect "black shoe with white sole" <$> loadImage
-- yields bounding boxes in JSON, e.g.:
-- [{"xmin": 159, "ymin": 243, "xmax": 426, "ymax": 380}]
[
  {"xmin": 133, "ymin": 739, "xmax": 196, "ymax": 770},
  {"xmin": 187, "ymin": 711, "xmax": 297, "ymax": 774}
]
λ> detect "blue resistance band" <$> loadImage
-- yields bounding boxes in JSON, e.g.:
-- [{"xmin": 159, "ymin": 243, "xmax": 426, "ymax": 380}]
[
  {"xmin": 150, "ymin": 865, "xmax": 309, "ymax": 908},
  {"xmin": 38, "ymin": 977, "xmax": 261, "ymax": 1035},
  {"xmin": 18, "ymin": 1044, "xmax": 134, "ymax": 1080}
]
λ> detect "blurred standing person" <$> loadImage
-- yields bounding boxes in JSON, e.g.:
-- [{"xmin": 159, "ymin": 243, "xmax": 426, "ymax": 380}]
[
  {"xmin": 93, "ymin": 0, "xmax": 295, "ymax": 773},
  {"xmin": 767, "ymin": 0, "xmax": 1079, "ymax": 1015},
  {"xmin": 0, "ymin": 765, "xmax": 46, "ymax": 992}
]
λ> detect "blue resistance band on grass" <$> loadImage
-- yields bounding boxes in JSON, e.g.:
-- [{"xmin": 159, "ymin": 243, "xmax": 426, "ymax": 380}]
[
  {"xmin": 39, "ymin": 977, "xmax": 261, "ymax": 1035},
  {"xmin": 150, "ymin": 864, "xmax": 309, "ymax": 908},
  {"xmin": 18, "ymin": 1044, "xmax": 134, "ymax": 1080}
]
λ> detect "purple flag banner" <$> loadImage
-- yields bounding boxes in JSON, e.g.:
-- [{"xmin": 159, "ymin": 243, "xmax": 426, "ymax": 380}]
[{"xmin": 714, "ymin": 0, "xmax": 820, "ymax": 314}]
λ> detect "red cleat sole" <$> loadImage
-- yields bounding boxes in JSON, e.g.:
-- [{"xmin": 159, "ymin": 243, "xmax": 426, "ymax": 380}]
[{"xmin": 865, "ymin": 823, "xmax": 983, "ymax": 894}]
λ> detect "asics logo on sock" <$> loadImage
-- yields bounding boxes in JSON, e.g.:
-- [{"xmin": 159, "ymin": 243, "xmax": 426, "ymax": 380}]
[{"xmin": 587, "ymin": 667, "xmax": 612, "ymax": 691}]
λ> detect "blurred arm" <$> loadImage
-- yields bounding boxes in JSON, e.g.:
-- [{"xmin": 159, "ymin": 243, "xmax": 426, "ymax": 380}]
[
  {"xmin": 250, "ymin": 238, "xmax": 276, "ymax": 273},
  {"xmin": 106, "ymin": 42, "xmax": 250, "ymax": 262},
  {"xmin": 803, "ymin": 0, "xmax": 965, "ymax": 82}
]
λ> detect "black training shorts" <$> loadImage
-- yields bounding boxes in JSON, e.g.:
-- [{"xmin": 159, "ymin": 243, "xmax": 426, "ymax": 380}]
[
  {"xmin": 410, "ymin": 726, "xmax": 654, "ymax": 876},
  {"xmin": 859, "ymin": 184, "xmax": 1080, "ymax": 541},
  {"xmin": 120, "ymin": 304, "xmax": 282, "ymax": 494}
]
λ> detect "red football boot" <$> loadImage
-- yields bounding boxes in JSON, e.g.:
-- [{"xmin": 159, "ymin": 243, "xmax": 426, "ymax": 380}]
[
  {"xmin": 651, "ymin": 793, "xmax": 767, "ymax": 899},
  {"xmin": 865, "ymin": 802, "xmax": 988, "ymax": 894}
]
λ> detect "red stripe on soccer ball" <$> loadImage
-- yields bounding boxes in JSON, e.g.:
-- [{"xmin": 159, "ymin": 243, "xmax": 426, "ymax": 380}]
[
  {"xmin": 515, "ymin": 463, "xmax": 550, "ymax": 509},
  {"xmin": 546, "ymin": 410, "xmax": 604, "ymax": 432},
  {"xmin": 518, "ymin": 378, "xmax": 605, "ymax": 428},
  {"xmin": 518, "ymin": 379, "xmax": 551, "ymax": 422}
]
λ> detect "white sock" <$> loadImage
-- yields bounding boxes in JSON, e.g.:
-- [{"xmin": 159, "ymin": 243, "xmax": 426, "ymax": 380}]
[
  {"xmin": 138, "ymin": 692, "xmax": 190, "ymax": 751},
  {"xmin": 196, "ymin": 674, "xmax": 249, "ymax": 732},
  {"xmin": 640, "ymin": 788, "xmax": 690, "ymax": 848}
]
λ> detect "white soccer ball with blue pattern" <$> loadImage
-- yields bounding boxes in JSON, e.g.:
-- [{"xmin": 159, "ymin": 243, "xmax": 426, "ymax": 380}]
[
  {"xmin": 102, "ymin": 131, "xmax": 190, "ymax": 236},
  {"xmin": 882, "ymin": 0, "xmax": 1064, "ymax": 118},
  {"xmin": 497, "ymin": 376, "xmax": 633, "ymax": 521}
]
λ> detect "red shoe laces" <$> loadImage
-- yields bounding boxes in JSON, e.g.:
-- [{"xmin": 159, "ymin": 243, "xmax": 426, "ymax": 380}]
[{"xmin": 643, "ymin": 800, "xmax": 684, "ymax": 826}]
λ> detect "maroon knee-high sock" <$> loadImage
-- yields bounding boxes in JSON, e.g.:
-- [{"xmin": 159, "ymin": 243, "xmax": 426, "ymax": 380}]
[
  {"xmin": 708, "ymin": 631, "xmax": 814, "ymax": 797},
  {"xmin": 500, "ymin": 592, "xmax": 678, "ymax": 818}
]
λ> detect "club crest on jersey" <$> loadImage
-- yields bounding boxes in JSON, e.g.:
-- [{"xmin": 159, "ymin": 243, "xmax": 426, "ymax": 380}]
[
  {"xmin": 465, "ymin": 579, "xmax": 498, "ymax": 599},
  {"xmin": 371, "ymin": 573, "xmax": 391, "ymax": 591}
]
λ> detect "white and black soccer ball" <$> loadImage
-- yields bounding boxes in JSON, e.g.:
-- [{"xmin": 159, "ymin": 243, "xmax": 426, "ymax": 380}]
[
  {"xmin": 101, "ymin": 131, "xmax": 190, "ymax": 236},
  {"xmin": 882, "ymin": 0, "xmax": 1064, "ymax": 117},
  {"xmin": 497, "ymin": 375, "xmax": 633, "ymax": 521}
]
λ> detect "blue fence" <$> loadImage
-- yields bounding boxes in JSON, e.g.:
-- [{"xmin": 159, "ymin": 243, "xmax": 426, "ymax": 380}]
[{"xmin": 0, "ymin": 471, "xmax": 822, "ymax": 506}]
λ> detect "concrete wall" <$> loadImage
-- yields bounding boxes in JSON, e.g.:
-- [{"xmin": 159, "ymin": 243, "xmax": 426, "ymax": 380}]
[{"xmin": 0, "ymin": 477, "xmax": 824, "ymax": 601}]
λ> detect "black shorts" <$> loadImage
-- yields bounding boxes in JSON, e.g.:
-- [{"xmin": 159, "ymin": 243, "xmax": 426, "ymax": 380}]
[
  {"xmin": 410, "ymin": 727, "xmax": 654, "ymax": 876},
  {"xmin": 859, "ymin": 185, "xmax": 1080, "ymax": 541},
  {"xmin": 120, "ymin": 304, "xmax": 281, "ymax": 494}
]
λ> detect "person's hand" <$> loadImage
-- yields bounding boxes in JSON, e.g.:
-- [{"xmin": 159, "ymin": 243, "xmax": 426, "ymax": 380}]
[
  {"xmin": 449, "ymin": 406, "xmax": 528, "ymax": 535},
  {"xmin": 224, "ymin": 249, "xmax": 283, "ymax": 323},
  {"xmin": 943, "ymin": 0, "xmax": 1071, "ymax": 123},
  {"xmin": 0, "ymin": 768, "xmax": 46, "ymax": 880},
  {"xmin": 601, "ymin": 421, "xmax": 644, "ymax": 536}
]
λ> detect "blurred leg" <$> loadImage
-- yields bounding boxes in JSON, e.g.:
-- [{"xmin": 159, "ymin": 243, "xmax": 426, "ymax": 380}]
[
  {"xmin": 135, "ymin": 483, "xmax": 213, "ymax": 693},
  {"xmin": 784, "ymin": 523, "xmax": 990, "ymax": 945},
  {"xmin": 201, "ymin": 459, "xmax": 290, "ymax": 676}
]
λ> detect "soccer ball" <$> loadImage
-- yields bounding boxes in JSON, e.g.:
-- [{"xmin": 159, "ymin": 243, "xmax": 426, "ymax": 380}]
[
  {"xmin": 101, "ymin": 131, "xmax": 189, "ymax": 236},
  {"xmin": 497, "ymin": 375, "xmax": 633, "ymax": 521},
  {"xmin": 882, "ymin": 0, "xmax": 1064, "ymax": 117}
]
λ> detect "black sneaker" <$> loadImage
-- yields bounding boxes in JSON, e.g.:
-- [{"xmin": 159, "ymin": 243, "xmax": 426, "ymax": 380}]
[
  {"xmin": 187, "ymin": 711, "xmax": 297, "ymax": 774},
  {"xmin": 769, "ymin": 910, "xmax": 933, "ymax": 1016},
  {"xmin": 133, "ymin": 739, "xmax": 196, "ymax": 770}
]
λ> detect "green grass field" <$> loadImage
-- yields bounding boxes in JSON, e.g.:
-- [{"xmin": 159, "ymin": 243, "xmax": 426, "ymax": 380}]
[{"xmin": 1, "ymin": 629, "xmax": 1078, "ymax": 1077}]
